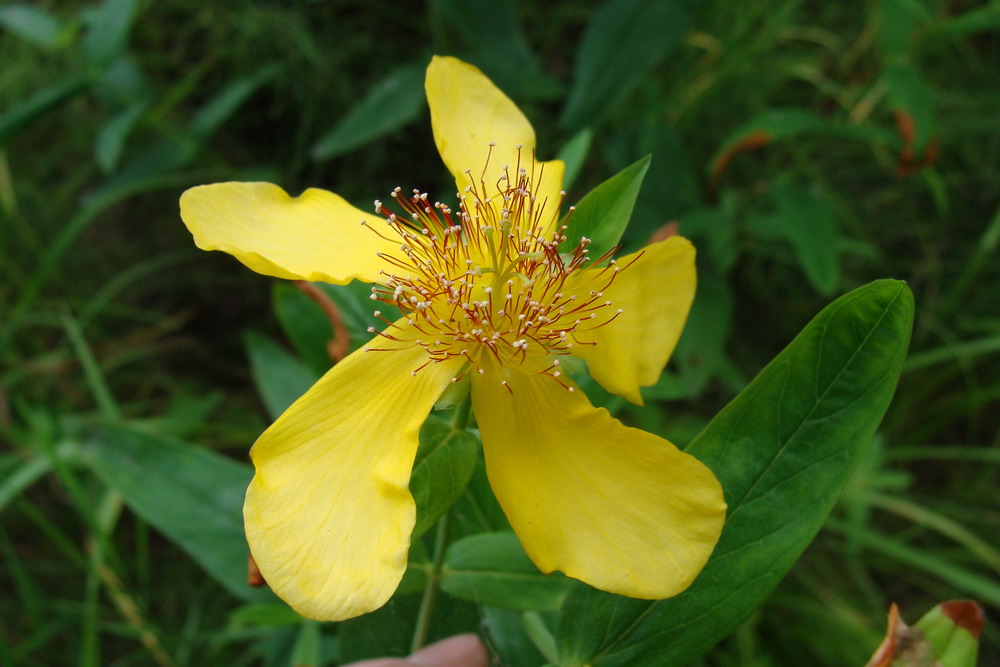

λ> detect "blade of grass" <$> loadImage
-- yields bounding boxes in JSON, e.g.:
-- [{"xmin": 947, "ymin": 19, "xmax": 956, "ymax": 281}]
[
  {"xmin": 866, "ymin": 492, "xmax": 1000, "ymax": 574},
  {"xmin": 825, "ymin": 519, "xmax": 1000, "ymax": 607},
  {"xmin": 61, "ymin": 310, "xmax": 121, "ymax": 423}
]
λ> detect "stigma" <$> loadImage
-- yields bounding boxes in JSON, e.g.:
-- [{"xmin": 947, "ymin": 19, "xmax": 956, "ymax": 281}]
[{"xmin": 361, "ymin": 146, "xmax": 629, "ymax": 386}]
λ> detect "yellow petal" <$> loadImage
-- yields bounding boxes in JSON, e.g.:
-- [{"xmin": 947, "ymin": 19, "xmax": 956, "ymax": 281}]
[
  {"xmin": 472, "ymin": 365, "xmax": 725, "ymax": 599},
  {"xmin": 244, "ymin": 328, "xmax": 462, "ymax": 621},
  {"xmin": 180, "ymin": 182, "xmax": 403, "ymax": 284},
  {"xmin": 568, "ymin": 236, "xmax": 696, "ymax": 405},
  {"xmin": 425, "ymin": 56, "xmax": 565, "ymax": 234}
]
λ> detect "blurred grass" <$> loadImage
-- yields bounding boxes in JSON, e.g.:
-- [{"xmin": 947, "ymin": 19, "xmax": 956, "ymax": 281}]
[{"xmin": 2, "ymin": 0, "xmax": 998, "ymax": 664}]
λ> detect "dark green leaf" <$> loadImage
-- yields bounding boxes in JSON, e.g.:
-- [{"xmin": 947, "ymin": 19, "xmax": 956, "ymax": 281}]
[
  {"xmin": 934, "ymin": 6, "xmax": 1000, "ymax": 37},
  {"xmin": 0, "ymin": 4, "xmax": 67, "ymax": 49},
  {"xmin": 83, "ymin": 0, "xmax": 140, "ymax": 67},
  {"xmin": 243, "ymin": 331, "xmax": 320, "ymax": 421},
  {"xmin": 483, "ymin": 606, "xmax": 549, "ymax": 667},
  {"xmin": 708, "ymin": 109, "xmax": 826, "ymax": 180},
  {"xmin": 397, "ymin": 540, "xmax": 430, "ymax": 595},
  {"xmin": 430, "ymin": 0, "xmax": 561, "ymax": 99},
  {"xmin": 555, "ymin": 280, "xmax": 914, "ymax": 666},
  {"xmin": 315, "ymin": 281, "xmax": 383, "ymax": 353},
  {"xmin": 556, "ymin": 128, "xmax": 593, "ymax": 191},
  {"xmin": 749, "ymin": 179, "xmax": 841, "ymax": 295},
  {"xmin": 272, "ymin": 282, "xmax": 336, "ymax": 376},
  {"xmin": 337, "ymin": 594, "xmax": 479, "ymax": 663},
  {"xmin": 94, "ymin": 100, "xmax": 148, "ymax": 173},
  {"xmin": 312, "ymin": 65, "xmax": 424, "ymax": 160},
  {"xmin": 882, "ymin": 63, "xmax": 936, "ymax": 154},
  {"xmin": 442, "ymin": 532, "xmax": 573, "ymax": 611},
  {"xmin": 876, "ymin": 0, "xmax": 930, "ymax": 61},
  {"xmin": 229, "ymin": 602, "xmax": 302, "ymax": 629},
  {"xmin": 708, "ymin": 109, "xmax": 900, "ymax": 181},
  {"xmin": 81, "ymin": 425, "xmax": 269, "ymax": 601},
  {"xmin": 410, "ymin": 416, "xmax": 478, "ymax": 539},
  {"xmin": 561, "ymin": 155, "xmax": 650, "ymax": 257},
  {"xmin": 450, "ymin": 459, "xmax": 511, "ymax": 538},
  {"xmin": 191, "ymin": 65, "xmax": 281, "ymax": 142},
  {"xmin": 0, "ymin": 76, "xmax": 92, "ymax": 146},
  {"xmin": 623, "ymin": 124, "xmax": 702, "ymax": 244},
  {"xmin": 561, "ymin": 0, "xmax": 690, "ymax": 129}
]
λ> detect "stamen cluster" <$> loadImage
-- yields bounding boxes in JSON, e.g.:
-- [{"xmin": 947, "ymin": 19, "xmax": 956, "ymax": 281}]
[{"xmin": 361, "ymin": 149, "xmax": 629, "ymax": 389}]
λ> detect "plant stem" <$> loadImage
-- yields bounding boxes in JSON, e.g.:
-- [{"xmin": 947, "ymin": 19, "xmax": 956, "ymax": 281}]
[{"xmin": 410, "ymin": 509, "xmax": 451, "ymax": 653}]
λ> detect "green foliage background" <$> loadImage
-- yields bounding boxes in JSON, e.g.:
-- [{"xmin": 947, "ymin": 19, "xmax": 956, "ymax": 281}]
[{"xmin": 1, "ymin": 0, "xmax": 998, "ymax": 665}]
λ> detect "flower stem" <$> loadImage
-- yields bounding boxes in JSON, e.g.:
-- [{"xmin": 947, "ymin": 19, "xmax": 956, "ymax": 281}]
[{"xmin": 410, "ymin": 509, "xmax": 451, "ymax": 653}]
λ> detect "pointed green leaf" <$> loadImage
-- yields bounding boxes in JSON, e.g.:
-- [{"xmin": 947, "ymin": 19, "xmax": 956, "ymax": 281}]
[
  {"xmin": 81, "ymin": 425, "xmax": 269, "ymax": 602},
  {"xmin": 561, "ymin": 0, "xmax": 690, "ymax": 129},
  {"xmin": 0, "ymin": 76, "xmax": 92, "ymax": 146},
  {"xmin": 749, "ymin": 179, "xmax": 841, "ymax": 295},
  {"xmin": 555, "ymin": 280, "xmax": 914, "ymax": 666},
  {"xmin": 482, "ymin": 606, "xmax": 549, "ymax": 667},
  {"xmin": 442, "ymin": 532, "xmax": 573, "ymax": 611},
  {"xmin": 0, "ymin": 4, "xmax": 67, "ymax": 49},
  {"xmin": 430, "ymin": 0, "xmax": 561, "ymax": 99},
  {"xmin": 191, "ymin": 64, "xmax": 280, "ymax": 142},
  {"xmin": 272, "ymin": 282, "xmax": 336, "ymax": 376},
  {"xmin": 556, "ymin": 128, "xmax": 593, "ymax": 191},
  {"xmin": 243, "ymin": 331, "xmax": 319, "ymax": 421},
  {"xmin": 883, "ymin": 63, "xmax": 936, "ymax": 154},
  {"xmin": 311, "ymin": 64, "xmax": 424, "ymax": 160},
  {"xmin": 83, "ymin": 0, "xmax": 140, "ymax": 67},
  {"xmin": 94, "ymin": 100, "xmax": 148, "ymax": 173},
  {"xmin": 410, "ymin": 416, "xmax": 478, "ymax": 539},
  {"xmin": 561, "ymin": 155, "xmax": 650, "ymax": 257}
]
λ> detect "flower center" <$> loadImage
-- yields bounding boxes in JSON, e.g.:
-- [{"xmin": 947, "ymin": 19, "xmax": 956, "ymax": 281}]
[{"xmin": 362, "ymin": 148, "xmax": 627, "ymax": 388}]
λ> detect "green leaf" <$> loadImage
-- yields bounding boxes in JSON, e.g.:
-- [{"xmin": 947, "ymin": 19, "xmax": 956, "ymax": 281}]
[
  {"xmin": 708, "ymin": 109, "xmax": 901, "ymax": 181},
  {"xmin": 243, "ymin": 331, "xmax": 320, "ymax": 421},
  {"xmin": 934, "ymin": 6, "xmax": 1000, "ymax": 38},
  {"xmin": 81, "ymin": 425, "xmax": 269, "ymax": 602},
  {"xmin": 191, "ymin": 64, "xmax": 281, "ymax": 142},
  {"xmin": 450, "ymin": 459, "xmax": 511, "ymax": 539},
  {"xmin": 410, "ymin": 416, "xmax": 479, "ymax": 539},
  {"xmin": 556, "ymin": 128, "xmax": 593, "ymax": 191},
  {"xmin": 555, "ymin": 280, "xmax": 914, "ymax": 666},
  {"xmin": 0, "ymin": 4, "xmax": 67, "ymax": 49},
  {"xmin": 482, "ymin": 606, "xmax": 549, "ymax": 667},
  {"xmin": 0, "ymin": 455, "xmax": 52, "ymax": 514},
  {"xmin": 337, "ymin": 594, "xmax": 479, "ymax": 663},
  {"xmin": 876, "ymin": 0, "xmax": 931, "ymax": 61},
  {"xmin": 561, "ymin": 155, "xmax": 650, "ymax": 257},
  {"xmin": 749, "ymin": 179, "xmax": 841, "ymax": 295},
  {"xmin": 442, "ymin": 532, "xmax": 572, "ymax": 611},
  {"xmin": 94, "ymin": 100, "xmax": 148, "ymax": 173},
  {"xmin": 229, "ymin": 602, "xmax": 302, "ymax": 629},
  {"xmin": 315, "ymin": 281, "xmax": 383, "ymax": 353},
  {"xmin": 290, "ymin": 621, "xmax": 323, "ymax": 667},
  {"xmin": 430, "ymin": 0, "xmax": 561, "ymax": 99},
  {"xmin": 561, "ymin": 0, "xmax": 690, "ymax": 130},
  {"xmin": 623, "ymin": 123, "xmax": 702, "ymax": 243},
  {"xmin": 882, "ymin": 63, "xmax": 937, "ymax": 154},
  {"xmin": 272, "ymin": 283, "xmax": 336, "ymax": 376},
  {"xmin": 83, "ymin": 0, "xmax": 140, "ymax": 67},
  {"xmin": 311, "ymin": 65, "xmax": 424, "ymax": 160},
  {"xmin": 0, "ymin": 76, "xmax": 92, "ymax": 146}
]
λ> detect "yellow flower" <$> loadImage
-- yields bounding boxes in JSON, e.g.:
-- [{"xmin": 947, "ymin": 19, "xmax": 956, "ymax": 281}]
[{"xmin": 179, "ymin": 56, "xmax": 726, "ymax": 621}]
